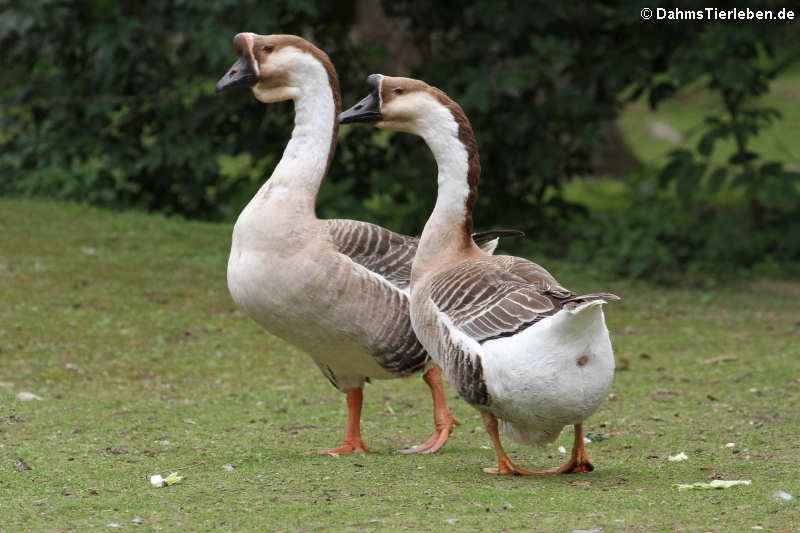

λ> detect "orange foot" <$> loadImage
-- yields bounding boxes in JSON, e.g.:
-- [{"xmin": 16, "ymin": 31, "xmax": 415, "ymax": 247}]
[
  {"xmin": 535, "ymin": 423, "xmax": 595, "ymax": 473},
  {"xmin": 306, "ymin": 439, "xmax": 371, "ymax": 456},
  {"xmin": 535, "ymin": 457, "xmax": 595, "ymax": 474},
  {"xmin": 396, "ymin": 414, "xmax": 459, "ymax": 455},
  {"xmin": 483, "ymin": 455, "xmax": 535, "ymax": 476}
]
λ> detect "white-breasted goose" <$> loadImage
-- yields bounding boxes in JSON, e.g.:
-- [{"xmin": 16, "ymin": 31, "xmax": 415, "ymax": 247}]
[
  {"xmin": 216, "ymin": 34, "xmax": 521, "ymax": 455},
  {"xmin": 339, "ymin": 75, "xmax": 619, "ymax": 474}
]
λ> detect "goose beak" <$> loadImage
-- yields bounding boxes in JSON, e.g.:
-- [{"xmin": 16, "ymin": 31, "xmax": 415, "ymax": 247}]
[
  {"xmin": 216, "ymin": 33, "xmax": 259, "ymax": 93},
  {"xmin": 216, "ymin": 55, "xmax": 258, "ymax": 93},
  {"xmin": 338, "ymin": 92, "xmax": 382, "ymax": 124}
]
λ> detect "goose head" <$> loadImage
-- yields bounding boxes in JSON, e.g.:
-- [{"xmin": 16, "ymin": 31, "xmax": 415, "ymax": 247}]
[
  {"xmin": 339, "ymin": 74, "xmax": 459, "ymax": 136},
  {"xmin": 340, "ymin": 74, "xmax": 481, "ymax": 244},
  {"xmin": 216, "ymin": 33, "xmax": 338, "ymax": 104}
]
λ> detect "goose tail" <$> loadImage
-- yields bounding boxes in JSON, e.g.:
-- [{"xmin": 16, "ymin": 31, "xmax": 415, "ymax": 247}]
[
  {"xmin": 471, "ymin": 230, "xmax": 525, "ymax": 254},
  {"xmin": 563, "ymin": 292, "xmax": 619, "ymax": 313}
]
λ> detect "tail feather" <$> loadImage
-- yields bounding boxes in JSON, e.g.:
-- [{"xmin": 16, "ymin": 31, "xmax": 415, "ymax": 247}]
[
  {"xmin": 472, "ymin": 229, "xmax": 524, "ymax": 246},
  {"xmin": 562, "ymin": 292, "xmax": 619, "ymax": 312},
  {"xmin": 564, "ymin": 292, "xmax": 620, "ymax": 304}
]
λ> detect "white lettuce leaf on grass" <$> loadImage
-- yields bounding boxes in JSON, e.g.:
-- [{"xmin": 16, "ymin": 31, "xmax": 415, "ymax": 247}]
[
  {"xmin": 150, "ymin": 472, "xmax": 184, "ymax": 488},
  {"xmin": 673, "ymin": 480, "xmax": 751, "ymax": 490}
]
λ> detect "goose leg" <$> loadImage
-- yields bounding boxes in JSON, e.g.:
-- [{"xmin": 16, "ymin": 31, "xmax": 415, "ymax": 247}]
[
  {"xmin": 481, "ymin": 411, "xmax": 534, "ymax": 475},
  {"xmin": 535, "ymin": 423, "xmax": 595, "ymax": 474},
  {"xmin": 396, "ymin": 366, "xmax": 459, "ymax": 454},
  {"xmin": 307, "ymin": 388, "xmax": 370, "ymax": 455}
]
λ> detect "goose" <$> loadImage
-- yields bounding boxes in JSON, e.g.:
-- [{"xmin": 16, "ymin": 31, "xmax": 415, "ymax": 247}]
[
  {"xmin": 339, "ymin": 75, "xmax": 619, "ymax": 474},
  {"xmin": 215, "ymin": 34, "xmax": 521, "ymax": 455}
]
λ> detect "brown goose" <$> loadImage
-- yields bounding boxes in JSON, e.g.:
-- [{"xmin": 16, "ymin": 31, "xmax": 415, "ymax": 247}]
[
  {"xmin": 216, "ymin": 34, "xmax": 520, "ymax": 455},
  {"xmin": 340, "ymin": 75, "xmax": 618, "ymax": 474}
]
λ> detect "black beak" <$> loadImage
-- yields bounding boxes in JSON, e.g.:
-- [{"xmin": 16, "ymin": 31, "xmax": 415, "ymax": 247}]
[
  {"xmin": 216, "ymin": 54, "xmax": 258, "ymax": 93},
  {"xmin": 339, "ymin": 75, "xmax": 385, "ymax": 123},
  {"xmin": 338, "ymin": 91, "xmax": 382, "ymax": 124}
]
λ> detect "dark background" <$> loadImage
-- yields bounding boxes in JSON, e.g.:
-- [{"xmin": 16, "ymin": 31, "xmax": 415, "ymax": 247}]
[{"xmin": 2, "ymin": 0, "xmax": 799, "ymax": 281}]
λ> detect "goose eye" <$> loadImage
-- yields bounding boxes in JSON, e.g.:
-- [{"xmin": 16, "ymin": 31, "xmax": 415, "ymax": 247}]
[
  {"xmin": 262, "ymin": 45, "xmax": 275, "ymax": 53},
  {"xmin": 392, "ymin": 88, "xmax": 404, "ymax": 95}
]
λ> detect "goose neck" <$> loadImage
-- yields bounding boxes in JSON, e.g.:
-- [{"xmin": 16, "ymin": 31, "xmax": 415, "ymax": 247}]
[
  {"xmin": 258, "ymin": 68, "xmax": 340, "ymax": 215},
  {"xmin": 413, "ymin": 105, "xmax": 481, "ymax": 280}
]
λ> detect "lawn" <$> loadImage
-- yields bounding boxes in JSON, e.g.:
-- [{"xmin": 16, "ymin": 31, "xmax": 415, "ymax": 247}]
[{"xmin": 1, "ymin": 198, "xmax": 798, "ymax": 531}]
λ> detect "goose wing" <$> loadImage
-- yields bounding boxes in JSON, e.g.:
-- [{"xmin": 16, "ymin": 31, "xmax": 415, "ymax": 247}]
[
  {"xmin": 326, "ymin": 220, "xmax": 525, "ymax": 292},
  {"xmin": 323, "ymin": 219, "xmax": 425, "ymax": 378},
  {"xmin": 326, "ymin": 219, "xmax": 417, "ymax": 291},
  {"xmin": 430, "ymin": 256, "xmax": 618, "ymax": 343}
]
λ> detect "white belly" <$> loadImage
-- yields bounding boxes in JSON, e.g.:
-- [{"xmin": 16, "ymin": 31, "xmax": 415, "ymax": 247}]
[{"xmin": 481, "ymin": 302, "xmax": 615, "ymax": 444}]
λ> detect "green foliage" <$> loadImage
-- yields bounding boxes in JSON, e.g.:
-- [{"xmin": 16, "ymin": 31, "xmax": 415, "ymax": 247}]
[
  {"xmin": 573, "ymin": 21, "xmax": 800, "ymax": 281},
  {"xmin": 2, "ymin": 1, "xmax": 799, "ymax": 278},
  {"xmin": 566, "ymin": 170, "xmax": 800, "ymax": 283},
  {"xmin": 0, "ymin": 0, "xmax": 365, "ymax": 219},
  {"xmin": 653, "ymin": 24, "xmax": 800, "ymax": 215},
  {"xmin": 320, "ymin": 126, "xmax": 439, "ymax": 236},
  {"xmin": 0, "ymin": 0, "xmax": 669, "ymax": 230}
]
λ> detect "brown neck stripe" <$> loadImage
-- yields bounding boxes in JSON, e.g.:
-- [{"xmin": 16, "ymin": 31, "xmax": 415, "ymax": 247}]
[{"xmin": 428, "ymin": 87, "xmax": 480, "ymax": 247}]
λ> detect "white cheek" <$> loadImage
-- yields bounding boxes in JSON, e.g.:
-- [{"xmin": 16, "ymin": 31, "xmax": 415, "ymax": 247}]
[
  {"xmin": 257, "ymin": 60, "xmax": 283, "ymax": 81},
  {"xmin": 383, "ymin": 94, "xmax": 441, "ymax": 132},
  {"xmin": 376, "ymin": 120, "xmax": 415, "ymax": 135},
  {"xmin": 252, "ymin": 85, "xmax": 296, "ymax": 103},
  {"xmin": 251, "ymin": 47, "xmax": 309, "ymax": 103}
]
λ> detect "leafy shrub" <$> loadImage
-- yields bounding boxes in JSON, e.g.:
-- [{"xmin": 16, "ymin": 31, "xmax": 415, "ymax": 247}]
[
  {"xmin": 566, "ymin": 171, "xmax": 800, "ymax": 283},
  {"xmin": 653, "ymin": 23, "xmax": 800, "ymax": 225},
  {"xmin": 1, "ymin": 1, "xmax": 798, "ymax": 280},
  {"xmin": 0, "ymin": 0, "xmax": 370, "ymax": 219},
  {"xmin": 1, "ymin": 0, "xmax": 685, "ymax": 230}
]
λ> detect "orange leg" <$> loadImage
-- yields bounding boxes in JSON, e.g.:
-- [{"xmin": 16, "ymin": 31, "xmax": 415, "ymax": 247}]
[
  {"xmin": 481, "ymin": 411, "xmax": 534, "ymax": 475},
  {"xmin": 306, "ymin": 388, "xmax": 370, "ymax": 456},
  {"xmin": 397, "ymin": 366, "xmax": 459, "ymax": 454},
  {"xmin": 535, "ymin": 423, "xmax": 595, "ymax": 474}
]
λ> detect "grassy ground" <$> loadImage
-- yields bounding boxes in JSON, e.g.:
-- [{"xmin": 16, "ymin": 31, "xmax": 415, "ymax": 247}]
[{"xmin": 1, "ymin": 198, "xmax": 799, "ymax": 532}]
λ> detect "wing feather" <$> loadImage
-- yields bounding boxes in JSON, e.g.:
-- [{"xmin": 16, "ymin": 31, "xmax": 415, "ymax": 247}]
[
  {"xmin": 326, "ymin": 221, "xmax": 527, "ymax": 292},
  {"xmin": 430, "ymin": 257, "xmax": 618, "ymax": 343},
  {"xmin": 326, "ymin": 219, "xmax": 417, "ymax": 291}
]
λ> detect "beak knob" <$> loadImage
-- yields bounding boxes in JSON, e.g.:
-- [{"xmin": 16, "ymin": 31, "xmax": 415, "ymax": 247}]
[{"xmin": 216, "ymin": 33, "xmax": 259, "ymax": 93}]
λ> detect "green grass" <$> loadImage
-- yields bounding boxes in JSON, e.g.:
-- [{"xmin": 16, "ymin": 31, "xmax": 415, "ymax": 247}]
[{"xmin": 1, "ymin": 198, "xmax": 799, "ymax": 531}]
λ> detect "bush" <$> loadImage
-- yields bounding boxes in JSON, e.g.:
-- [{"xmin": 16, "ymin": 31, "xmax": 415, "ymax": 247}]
[
  {"xmin": 565, "ymin": 171, "xmax": 800, "ymax": 283},
  {"xmin": 2, "ymin": 1, "xmax": 798, "ymax": 280},
  {"xmin": 0, "ymin": 0, "xmax": 369, "ymax": 219}
]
